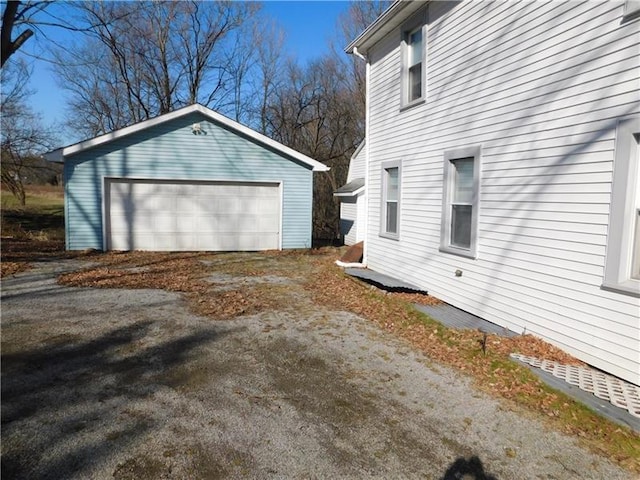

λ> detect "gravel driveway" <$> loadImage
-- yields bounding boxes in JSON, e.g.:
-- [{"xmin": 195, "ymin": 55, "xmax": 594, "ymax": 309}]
[{"xmin": 1, "ymin": 256, "xmax": 634, "ymax": 479}]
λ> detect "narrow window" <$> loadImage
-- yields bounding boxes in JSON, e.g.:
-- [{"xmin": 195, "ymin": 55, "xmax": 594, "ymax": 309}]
[
  {"xmin": 440, "ymin": 146, "xmax": 481, "ymax": 258},
  {"xmin": 633, "ymin": 208, "xmax": 640, "ymax": 280},
  {"xmin": 630, "ymin": 134, "xmax": 640, "ymax": 280},
  {"xmin": 381, "ymin": 161, "xmax": 401, "ymax": 239},
  {"xmin": 603, "ymin": 118, "xmax": 640, "ymax": 296},
  {"xmin": 450, "ymin": 158, "xmax": 474, "ymax": 249},
  {"xmin": 407, "ymin": 27, "xmax": 423, "ymax": 102},
  {"xmin": 401, "ymin": 10, "xmax": 426, "ymax": 108}
]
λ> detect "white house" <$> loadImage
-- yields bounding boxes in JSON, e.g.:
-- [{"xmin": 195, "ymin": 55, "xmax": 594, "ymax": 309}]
[
  {"xmin": 335, "ymin": 142, "xmax": 366, "ymax": 245},
  {"xmin": 345, "ymin": 0, "xmax": 640, "ymax": 385}
]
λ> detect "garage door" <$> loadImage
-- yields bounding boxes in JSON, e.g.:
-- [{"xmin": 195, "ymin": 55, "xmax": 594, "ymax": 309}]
[{"xmin": 106, "ymin": 179, "xmax": 280, "ymax": 251}]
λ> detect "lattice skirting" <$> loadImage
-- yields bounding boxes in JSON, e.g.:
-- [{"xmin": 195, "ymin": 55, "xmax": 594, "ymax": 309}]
[{"xmin": 510, "ymin": 354, "xmax": 640, "ymax": 419}]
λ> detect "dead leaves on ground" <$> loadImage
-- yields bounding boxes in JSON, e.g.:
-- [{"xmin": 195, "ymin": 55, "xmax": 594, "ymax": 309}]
[
  {"xmin": 304, "ymin": 257, "xmax": 640, "ymax": 472},
  {"xmin": 47, "ymin": 248, "xmax": 640, "ymax": 471},
  {"xmin": 57, "ymin": 251, "xmax": 290, "ymax": 320},
  {"xmin": 0, "ymin": 239, "xmax": 70, "ymax": 278},
  {"xmin": 59, "ymin": 255, "xmax": 210, "ymax": 293}
]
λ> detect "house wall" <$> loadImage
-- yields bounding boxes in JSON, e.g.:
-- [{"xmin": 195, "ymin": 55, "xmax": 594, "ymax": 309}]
[
  {"xmin": 340, "ymin": 197, "xmax": 359, "ymax": 246},
  {"xmin": 347, "ymin": 143, "xmax": 367, "ymax": 182},
  {"xmin": 340, "ymin": 143, "xmax": 367, "ymax": 245},
  {"xmin": 64, "ymin": 112, "xmax": 314, "ymax": 250},
  {"xmin": 364, "ymin": 1, "xmax": 640, "ymax": 384}
]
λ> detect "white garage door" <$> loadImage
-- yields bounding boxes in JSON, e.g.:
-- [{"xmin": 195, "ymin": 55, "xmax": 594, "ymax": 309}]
[{"xmin": 106, "ymin": 179, "xmax": 280, "ymax": 251}]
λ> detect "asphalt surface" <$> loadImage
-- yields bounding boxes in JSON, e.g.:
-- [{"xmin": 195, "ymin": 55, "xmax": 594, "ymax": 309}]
[{"xmin": 1, "ymin": 257, "xmax": 635, "ymax": 479}]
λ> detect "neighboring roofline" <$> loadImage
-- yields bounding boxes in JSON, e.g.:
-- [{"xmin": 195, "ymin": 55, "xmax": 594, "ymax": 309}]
[
  {"xmin": 351, "ymin": 140, "xmax": 365, "ymax": 160},
  {"xmin": 334, "ymin": 186, "xmax": 365, "ymax": 198},
  {"xmin": 43, "ymin": 104, "xmax": 329, "ymax": 172},
  {"xmin": 345, "ymin": 1, "xmax": 428, "ymax": 56},
  {"xmin": 334, "ymin": 177, "xmax": 365, "ymax": 197},
  {"xmin": 43, "ymin": 148, "xmax": 64, "ymax": 164}
]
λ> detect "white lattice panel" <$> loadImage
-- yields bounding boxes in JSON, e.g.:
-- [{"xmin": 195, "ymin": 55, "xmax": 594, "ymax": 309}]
[{"xmin": 510, "ymin": 354, "xmax": 640, "ymax": 419}]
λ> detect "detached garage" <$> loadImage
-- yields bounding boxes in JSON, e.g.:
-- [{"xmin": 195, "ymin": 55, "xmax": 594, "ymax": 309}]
[{"xmin": 46, "ymin": 104, "xmax": 329, "ymax": 251}]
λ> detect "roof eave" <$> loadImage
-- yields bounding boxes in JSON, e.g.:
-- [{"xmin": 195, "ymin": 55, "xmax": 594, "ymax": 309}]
[
  {"xmin": 345, "ymin": 0, "xmax": 428, "ymax": 56},
  {"xmin": 50, "ymin": 103, "xmax": 329, "ymax": 172},
  {"xmin": 351, "ymin": 140, "xmax": 365, "ymax": 159},
  {"xmin": 333, "ymin": 185, "xmax": 365, "ymax": 197},
  {"xmin": 43, "ymin": 148, "xmax": 64, "ymax": 163}
]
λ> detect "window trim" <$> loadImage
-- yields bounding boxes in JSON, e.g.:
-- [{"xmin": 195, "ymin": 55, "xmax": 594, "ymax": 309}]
[
  {"xmin": 380, "ymin": 160, "xmax": 401, "ymax": 240},
  {"xmin": 440, "ymin": 146, "xmax": 482, "ymax": 259},
  {"xmin": 400, "ymin": 9, "xmax": 427, "ymax": 110},
  {"xmin": 602, "ymin": 116, "xmax": 640, "ymax": 297},
  {"xmin": 623, "ymin": 0, "xmax": 640, "ymax": 19}
]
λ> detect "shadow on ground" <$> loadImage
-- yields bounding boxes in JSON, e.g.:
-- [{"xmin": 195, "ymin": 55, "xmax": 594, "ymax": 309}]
[
  {"xmin": 1, "ymin": 320, "xmax": 226, "ymax": 479},
  {"xmin": 441, "ymin": 455, "xmax": 498, "ymax": 480}
]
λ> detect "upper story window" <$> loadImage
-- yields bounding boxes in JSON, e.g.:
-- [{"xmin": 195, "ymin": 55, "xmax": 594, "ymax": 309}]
[
  {"xmin": 603, "ymin": 117, "xmax": 640, "ymax": 297},
  {"xmin": 407, "ymin": 27, "xmax": 423, "ymax": 102},
  {"xmin": 401, "ymin": 10, "xmax": 426, "ymax": 109},
  {"xmin": 381, "ymin": 160, "xmax": 401, "ymax": 239},
  {"xmin": 440, "ymin": 146, "xmax": 482, "ymax": 259}
]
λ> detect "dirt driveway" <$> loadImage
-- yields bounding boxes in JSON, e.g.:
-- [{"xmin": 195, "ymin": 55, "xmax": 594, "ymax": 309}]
[{"xmin": 1, "ymin": 253, "xmax": 634, "ymax": 479}]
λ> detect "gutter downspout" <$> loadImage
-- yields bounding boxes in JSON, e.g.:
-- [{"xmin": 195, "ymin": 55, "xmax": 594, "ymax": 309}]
[{"xmin": 353, "ymin": 46, "xmax": 370, "ymax": 267}]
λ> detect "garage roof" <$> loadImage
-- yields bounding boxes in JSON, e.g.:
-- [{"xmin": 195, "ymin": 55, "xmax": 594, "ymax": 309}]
[{"xmin": 45, "ymin": 103, "xmax": 329, "ymax": 172}]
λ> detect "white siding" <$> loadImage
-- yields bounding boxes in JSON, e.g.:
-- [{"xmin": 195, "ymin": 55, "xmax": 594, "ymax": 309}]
[
  {"xmin": 341, "ymin": 143, "xmax": 367, "ymax": 246},
  {"xmin": 341, "ymin": 198, "xmax": 359, "ymax": 246},
  {"xmin": 347, "ymin": 143, "xmax": 367, "ymax": 182},
  {"xmin": 364, "ymin": 0, "xmax": 640, "ymax": 384}
]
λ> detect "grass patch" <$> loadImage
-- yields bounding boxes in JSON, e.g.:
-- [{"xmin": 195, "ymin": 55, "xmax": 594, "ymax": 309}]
[
  {"xmin": 1, "ymin": 185, "xmax": 65, "ymax": 240},
  {"xmin": 1, "ymin": 186, "xmax": 69, "ymax": 277}
]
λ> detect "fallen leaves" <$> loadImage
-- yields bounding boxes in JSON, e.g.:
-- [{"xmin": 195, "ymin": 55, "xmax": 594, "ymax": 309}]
[
  {"xmin": 304, "ymin": 256, "xmax": 640, "ymax": 473},
  {"xmin": 59, "ymin": 255, "xmax": 210, "ymax": 293},
  {"xmin": 0, "ymin": 239, "xmax": 70, "ymax": 278},
  {"xmin": 16, "ymin": 246, "xmax": 637, "ymax": 472},
  {"xmin": 56, "ymin": 251, "xmax": 299, "ymax": 321}
]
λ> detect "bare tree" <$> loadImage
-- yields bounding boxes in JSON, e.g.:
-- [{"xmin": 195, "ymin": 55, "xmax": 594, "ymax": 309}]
[
  {"xmin": 1, "ymin": 1, "xmax": 46, "ymax": 67},
  {"xmin": 264, "ymin": 2, "xmax": 390, "ymax": 242},
  {"xmin": 333, "ymin": 1, "xmax": 391, "ymax": 131},
  {"xmin": 1, "ymin": 59, "xmax": 57, "ymax": 204},
  {"xmin": 248, "ymin": 18, "xmax": 287, "ymax": 134},
  {"xmin": 265, "ymin": 57, "xmax": 360, "ymax": 240},
  {"xmin": 54, "ymin": 1, "xmax": 261, "ymax": 138}
]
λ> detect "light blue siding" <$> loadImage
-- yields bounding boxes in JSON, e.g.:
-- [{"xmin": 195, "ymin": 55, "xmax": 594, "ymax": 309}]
[{"xmin": 64, "ymin": 112, "xmax": 313, "ymax": 250}]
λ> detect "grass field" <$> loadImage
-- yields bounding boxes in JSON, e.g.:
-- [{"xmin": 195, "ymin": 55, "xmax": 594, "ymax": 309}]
[
  {"xmin": 1, "ymin": 185, "xmax": 68, "ymax": 276},
  {"xmin": 1, "ymin": 185, "xmax": 65, "ymax": 241}
]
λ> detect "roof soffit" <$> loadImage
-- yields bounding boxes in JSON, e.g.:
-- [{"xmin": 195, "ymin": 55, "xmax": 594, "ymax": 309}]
[{"xmin": 345, "ymin": 1, "xmax": 428, "ymax": 56}]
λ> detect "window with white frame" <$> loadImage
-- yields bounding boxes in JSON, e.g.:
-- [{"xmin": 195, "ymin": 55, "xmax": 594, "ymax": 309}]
[
  {"xmin": 401, "ymin": 11, "xmax": 426, "ymax": 108},
  {"xmin": 407, "ymin": 27, "xmax": 423, "ymax": 102},
  {"xmin": 603, "ymin": 117, "xmax": 640, "ymax": 297},
  {"xmin": 633, "ymin": 202, "xmax": 640, "ymax": 279},
  {"xmin": 381, "ymin": 161, "xmax": 401, "ymax": 238},
  {"xmin": 440, "ymin": 146, "xmax": 481, "ymax": 258}
]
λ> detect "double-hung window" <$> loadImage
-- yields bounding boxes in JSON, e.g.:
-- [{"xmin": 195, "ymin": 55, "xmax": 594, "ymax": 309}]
[
  {"xmin": 401, "ymin": 11, "xmax": 426, "ymax": 108},
  {"xmin": 381, "ymin": 161, "xmax": 401, "ymax": 238},
  {"xmin": 440, "ymin": 146, "xmax": 481, "ymax": 258},
  {"xmin": 407, "ymin": 27, "xmax": 423, "ymax": 102},
  {"xmin": 603, "ymin": 117, "xmax": 640, "ymax": 297}
]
